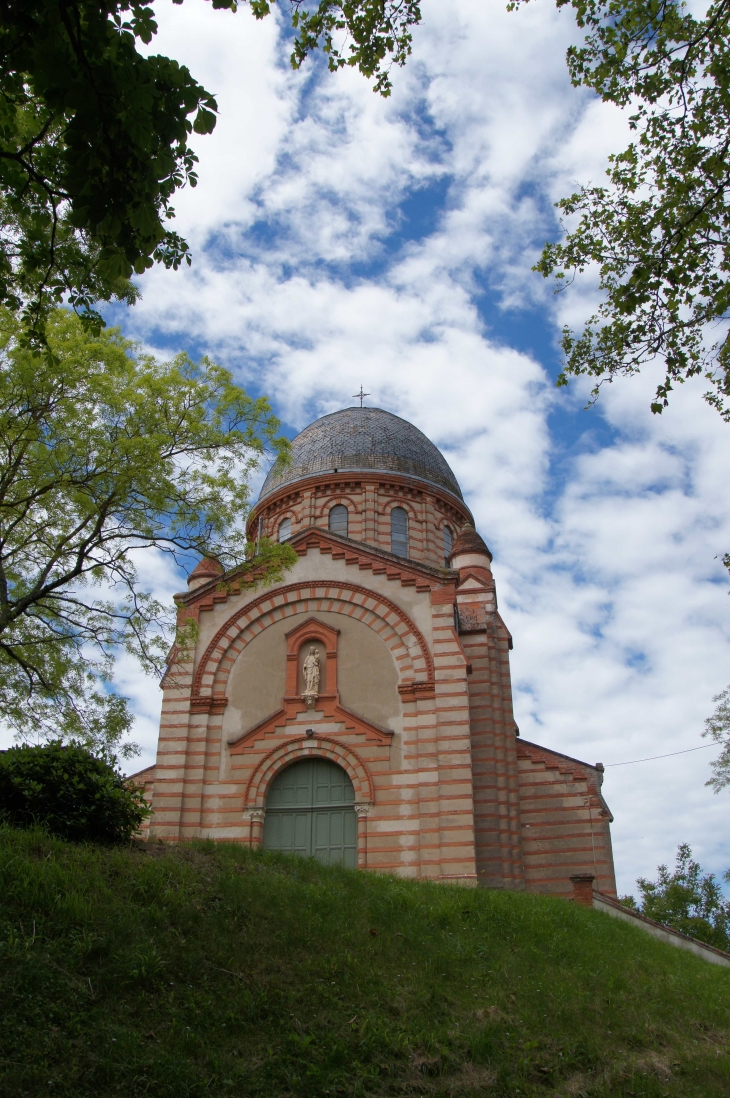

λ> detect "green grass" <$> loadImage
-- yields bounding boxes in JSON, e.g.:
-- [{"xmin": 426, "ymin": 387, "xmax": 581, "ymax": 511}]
[{"xmin": 1, "ymin": 827, "xmax": 730, "ymax": 1097}]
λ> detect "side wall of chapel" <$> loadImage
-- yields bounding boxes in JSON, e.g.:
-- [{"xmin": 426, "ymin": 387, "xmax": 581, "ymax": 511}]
[{"xmin": 516, "ymin": 741, "xmax": 616, "ymax": 897}]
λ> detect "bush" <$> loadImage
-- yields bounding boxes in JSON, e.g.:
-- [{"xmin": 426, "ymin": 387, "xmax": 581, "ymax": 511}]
[{"xmin": 0, "ymin": 742, "xmax": 150, "ymax": 844}]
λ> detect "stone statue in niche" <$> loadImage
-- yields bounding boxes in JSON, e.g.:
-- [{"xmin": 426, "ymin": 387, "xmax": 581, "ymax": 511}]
[{"xmin": 302, "ymin": 646, "xmax": 321, "ymax": 707}]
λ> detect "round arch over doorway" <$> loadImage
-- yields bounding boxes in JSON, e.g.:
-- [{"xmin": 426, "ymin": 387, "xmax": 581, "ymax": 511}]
[{"xmin": 263, "ymin": 758, "xmax": 357, "ymax": 868}]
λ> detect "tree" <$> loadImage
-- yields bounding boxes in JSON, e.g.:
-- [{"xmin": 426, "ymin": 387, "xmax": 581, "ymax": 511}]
[
  {"xmin": 0, "ymin": 1, "xmax": 421, "ymax": 344},
  {"xmin": 0, "ymin": 741, "xmax": 150, "ymax": 843},
  {"xmin": 514, "ymin": 0, "xmax": 730, "ymax": 419},
  {"xmin": 0, "ymin": 306, "xmax": 296, "ymax": 753},
  {"xmin": 622, "ymin": 843, "xmax": 730, "ymax": 950},
  {"xmin": 702, "ymin": 684, "xmax": 730, "ymax": 793}
]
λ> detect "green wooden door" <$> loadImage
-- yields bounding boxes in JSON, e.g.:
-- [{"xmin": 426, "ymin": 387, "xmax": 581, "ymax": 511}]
[{"xmin": 263, "ymin": 759, "xmax": 357, "ymax": 868}]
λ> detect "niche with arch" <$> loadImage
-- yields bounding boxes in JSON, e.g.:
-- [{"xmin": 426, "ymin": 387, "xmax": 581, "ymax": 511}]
[{"xmin": 225, "ymin": 609, "xmax": 400, "ymax": 755}]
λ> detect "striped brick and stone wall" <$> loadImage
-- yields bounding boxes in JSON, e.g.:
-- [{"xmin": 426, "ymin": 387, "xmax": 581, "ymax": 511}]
[
  {"xmin": 138, "ymin": 407, "xmax": 617, "ymax": 898},
  {"xmin": 248, "ymin": 473, "xmax": 470, "ymax": 572},
  {"xmin": 145, "ymin": 531, "xmax": 480, "ymax": 884},
  {"xmin": 516, "ymin": 740, "xmax": 616, "ymax": 897}
]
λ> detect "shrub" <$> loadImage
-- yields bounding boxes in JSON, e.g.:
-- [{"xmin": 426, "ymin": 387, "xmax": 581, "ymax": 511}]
[{"xmin": 0, "ymin": 742, "xmax": 150, "ymax": 844}]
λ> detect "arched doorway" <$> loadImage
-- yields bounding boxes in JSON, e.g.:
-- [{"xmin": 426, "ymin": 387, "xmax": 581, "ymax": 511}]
[{"xmin": 263, "ymin": 758, "xmax": 357, "ymax": 867}]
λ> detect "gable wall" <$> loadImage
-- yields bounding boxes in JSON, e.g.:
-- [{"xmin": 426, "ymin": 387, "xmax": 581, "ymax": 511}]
[{"xmin": 149, "ymin": 543, "xmax": 479, "ymax": 884}]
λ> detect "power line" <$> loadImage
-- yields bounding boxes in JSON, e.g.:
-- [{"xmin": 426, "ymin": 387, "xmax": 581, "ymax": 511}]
[{"xmin": 605, "ymin": 742, "xmax": 718, "ymax": 767}]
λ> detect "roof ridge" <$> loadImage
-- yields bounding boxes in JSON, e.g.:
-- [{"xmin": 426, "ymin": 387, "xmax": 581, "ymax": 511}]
[{"xmin": 517, "ymin": 737, "xmax": 603, "ymax": 774}]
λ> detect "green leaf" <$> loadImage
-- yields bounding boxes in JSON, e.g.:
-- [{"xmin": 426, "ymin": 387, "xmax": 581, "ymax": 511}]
[
  {"xmin": 520, "ymin": 0, "xmax": 730, "ymax": 417},
  {"xmin": 192, "ymin": 108, "xmax": 217, "ymax": 135}
]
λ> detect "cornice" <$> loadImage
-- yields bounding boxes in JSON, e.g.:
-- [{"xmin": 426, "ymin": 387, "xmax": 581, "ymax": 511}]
[
  {"xmin": 177, "ymin": 528, "xmax": 459, "ymax": 614},
  {"xmin": 516, "ymin": 737, "xmax": 603, "ymax": 780},
  {"xmin": 246, "ymin": 469, "xmax": 473, "ymax": 535},
  {"xmin": 291, "ymin": 528, "xmax": 455, "ymax": 584},
  {"xmin": 227, "ymin": 698, "xmax": 393, "ymax": 751}
]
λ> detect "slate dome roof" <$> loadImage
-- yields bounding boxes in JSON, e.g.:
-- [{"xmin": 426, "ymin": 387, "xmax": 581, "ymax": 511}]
[{"xmin": 259, "ymin": 407, "xmax": 463, "ymax": 502}]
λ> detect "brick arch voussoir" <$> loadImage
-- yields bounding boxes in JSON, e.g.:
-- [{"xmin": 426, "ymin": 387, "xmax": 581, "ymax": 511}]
[
  {"xmin": 245, "ymin": 737, "xmax": 373, "ymax": 808},
  {"xmin": 193, "ymin": 581, "xmax": 434, "ymax": 699},
  {"xmin": 208, "ymin": 599, "xmax": 415, "ymax": 697},
  {"xmin": 317, "ymin": 493, "xmax": 361, "ymax": 519},
  {"xmin": 273, "ymin": 508, "xmax": 298, "ymax": 528},
  {"xmin": 207, "ymin": 599, "xmax": 417, "ymax": 697},
  {"xmin": 381, "ymin": 497, "xmax": 420, "ymax": 523}
]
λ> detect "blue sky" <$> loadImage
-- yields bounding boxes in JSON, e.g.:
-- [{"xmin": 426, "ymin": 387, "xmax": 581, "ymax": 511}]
[{"xmin": 84, "ymin": 0, "xmax": 730, "ymax": 894}]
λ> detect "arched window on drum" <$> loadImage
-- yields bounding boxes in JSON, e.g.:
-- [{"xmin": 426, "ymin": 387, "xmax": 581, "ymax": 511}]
[
  {"xmin": 278, "ymin": 517, "xmax": 292, "ymax": 542},
  {"xmin": 328, "ymin": 504, "xmax": 348, "ymax": 537},
  {"xmin": 443, "ymin": 524, "xmax": 453, "ymax": 566},
  {"xmin": 390, "ymin": 506, "xmax": 408, "ymax": 558}
]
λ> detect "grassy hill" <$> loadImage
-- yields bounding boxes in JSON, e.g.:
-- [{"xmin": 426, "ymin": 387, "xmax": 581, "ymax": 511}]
[{"xmin": 2, "ymin": 827, "xmax": 730, "ymax": 1097}]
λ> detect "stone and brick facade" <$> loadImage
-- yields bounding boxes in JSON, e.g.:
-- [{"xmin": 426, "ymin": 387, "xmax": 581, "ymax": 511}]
[{"xmin": 136, "ymin": 407, "xmax": 616, "ymax": 897}]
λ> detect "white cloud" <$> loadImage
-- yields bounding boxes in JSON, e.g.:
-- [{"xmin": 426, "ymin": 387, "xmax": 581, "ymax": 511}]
[{"xmin": 127, "ymin": 0, "xmax": 730, "ymax": 895}]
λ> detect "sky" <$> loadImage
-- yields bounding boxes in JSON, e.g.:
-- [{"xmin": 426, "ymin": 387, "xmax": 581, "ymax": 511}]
[{"xmin": 19, "ymin": 0, "xmax": 730, "ymax": 896}]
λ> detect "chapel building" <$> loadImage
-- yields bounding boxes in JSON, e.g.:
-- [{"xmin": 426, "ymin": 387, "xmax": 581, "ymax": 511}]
[{"xmin": 138, "ymin": 407, "xmax": 616, "ymax": 896}]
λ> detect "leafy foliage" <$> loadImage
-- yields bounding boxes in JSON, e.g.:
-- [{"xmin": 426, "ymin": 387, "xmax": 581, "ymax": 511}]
[
  {"xmin": 2, "ymin": 830, "xmax": 730, "ymax": 1096},
  {"xmin": 0, "ymin": 1, "xmax": 422, "ymax": 342},
  {"xmin": 276, "ymin": 0, "xmax": 422, "ymax": 96},
  {"xmin": 515, "ymin": 0, "xmax": 730, "ymax": 417},
  {"xmin": 703, "ymin": 684, "xmax": 730, "ymax": 793},
  {"xmin": 0, "ymin": 306, "xmax": 295, "ymax": 746},
  {"xmin": 0, "ymin": 742, "xmax": 150, "ymax": 842},
  {"xmin": 622, "ymin": 843, "xmax": 730, "ymax": 950},
  {"xmin": 0, "ymin": 0, "xmax": 213, "ymax": 339}
]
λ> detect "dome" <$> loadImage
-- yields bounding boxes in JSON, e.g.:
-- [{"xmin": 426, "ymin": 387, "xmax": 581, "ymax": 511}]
[
  {"xmin": 448, "ymin": 522, "xmax": 492, "ymax": 564},
  {"xmin": 259, "ymin": 407, "xmax": 463, "ymax": 502},
  {"xmin": 187, "ymin": 556, "xmax": 224, "ymax": 589}
]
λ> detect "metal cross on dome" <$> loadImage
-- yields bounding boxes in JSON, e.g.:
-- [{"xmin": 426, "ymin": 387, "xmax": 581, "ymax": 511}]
[{"xmin": 353, "ymin": 385, "xmax": 371, "ymax": 407}]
